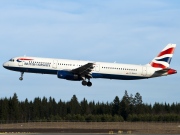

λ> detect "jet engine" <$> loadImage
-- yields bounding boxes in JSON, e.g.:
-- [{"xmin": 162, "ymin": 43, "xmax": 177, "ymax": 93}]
[{"xmin": 57, "ymin": 70, "xmax": 81, "ymax": 81}]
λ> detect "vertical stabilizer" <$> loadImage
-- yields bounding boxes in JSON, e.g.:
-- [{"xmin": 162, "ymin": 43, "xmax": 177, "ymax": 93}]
[{"xmin": 149, "ymin": 44, "xmax": 176, "ymax": 68}]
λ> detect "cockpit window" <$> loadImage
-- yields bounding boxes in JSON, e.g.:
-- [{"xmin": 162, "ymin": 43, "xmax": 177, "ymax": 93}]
[{"xmin": 9, "ymin": 59, "xmax": 14, "ymax": 62}]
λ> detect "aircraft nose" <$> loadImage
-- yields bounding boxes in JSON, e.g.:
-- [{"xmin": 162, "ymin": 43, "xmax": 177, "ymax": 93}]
[{"xmin": 3, "ymin": 62, "xmax": 8, "ymax": 68}]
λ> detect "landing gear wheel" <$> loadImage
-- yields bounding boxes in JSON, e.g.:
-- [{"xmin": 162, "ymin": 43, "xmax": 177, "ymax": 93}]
[
  {"xmin": 87, "ymin": 81, "xmax": 92, "ymax": 87},
  {"xmin": 82, "ymin": 80, "xmax": 87, "ymax": 86},
  {"xmin": 19, "ymin": 72, "xmax": 24, "ymax": 81}
]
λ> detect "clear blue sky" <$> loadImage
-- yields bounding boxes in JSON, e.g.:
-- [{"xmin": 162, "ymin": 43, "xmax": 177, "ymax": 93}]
[{"xmin": 1, "ymin": 0, "xmax": 180, "ymax": 104}]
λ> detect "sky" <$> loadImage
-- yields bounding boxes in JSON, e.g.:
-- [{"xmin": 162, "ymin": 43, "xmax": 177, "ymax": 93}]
[{"xmin": 0, "ymin": 0, "xmax": 180, "ymax": 104}]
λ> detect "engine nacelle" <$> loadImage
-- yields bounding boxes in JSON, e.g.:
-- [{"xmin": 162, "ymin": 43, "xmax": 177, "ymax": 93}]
[{"xmin": 57, "ymin": 70, "xmax": 81, "ymax": 81}]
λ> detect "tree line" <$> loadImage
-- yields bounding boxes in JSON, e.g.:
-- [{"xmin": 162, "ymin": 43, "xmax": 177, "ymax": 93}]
[{"xmin": 0, "ymin": 91, "xmax": 180, "ymax": 122}]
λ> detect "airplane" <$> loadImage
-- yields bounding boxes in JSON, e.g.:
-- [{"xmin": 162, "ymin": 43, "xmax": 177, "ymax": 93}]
[{"xmin": 3, "ymin": 44, "xmax": 177, "ymax": 87}]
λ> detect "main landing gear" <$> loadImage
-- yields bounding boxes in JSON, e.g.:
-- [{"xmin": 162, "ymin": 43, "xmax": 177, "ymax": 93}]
[
  {"xmin": 82, "ymin": 78, "xmax": 92, "ymax": 87},
  {"xmin": 19, "ymin": 72, "xmax": 24, "ymax": 81}
]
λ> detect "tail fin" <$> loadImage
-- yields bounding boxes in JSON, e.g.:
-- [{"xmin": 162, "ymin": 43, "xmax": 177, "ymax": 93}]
[{"xmin": 149, "ymin": 44, "xmax": 176, "ymax": 69}]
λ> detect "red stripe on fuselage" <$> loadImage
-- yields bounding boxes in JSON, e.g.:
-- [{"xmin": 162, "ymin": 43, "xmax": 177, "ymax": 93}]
[
  {"xmin": 157, "ymin": 47, "xmax": 175, "ymax": 57},
  {"xmin": 19, "ymin": 58, "xmax": 33, "ymax": 60}
]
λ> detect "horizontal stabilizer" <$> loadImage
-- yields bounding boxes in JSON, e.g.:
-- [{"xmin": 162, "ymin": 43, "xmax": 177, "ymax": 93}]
[{"xmin": 155, "ymin": 68, "xmax": 177, "ymax": 75}]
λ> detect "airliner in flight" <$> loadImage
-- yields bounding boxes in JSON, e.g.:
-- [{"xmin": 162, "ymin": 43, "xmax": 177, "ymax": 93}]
[{"xmin": 3, "ymin": 44, "xmax": 177, "ymax": 87}]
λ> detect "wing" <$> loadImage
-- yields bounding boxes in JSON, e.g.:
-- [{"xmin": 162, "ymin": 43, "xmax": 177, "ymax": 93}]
[{"xmin": 71, "ymin": 63, "xmax": 95, "ymax": 78}]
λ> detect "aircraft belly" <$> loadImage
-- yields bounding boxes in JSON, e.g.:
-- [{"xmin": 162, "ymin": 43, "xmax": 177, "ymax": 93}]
[
  {"xmin": 92, "ymin": 73, "xmax": 146, "ymax": 80},
  {"xmin": 5, "ymin": 66, "xmax": 57, "ymax": 75}
]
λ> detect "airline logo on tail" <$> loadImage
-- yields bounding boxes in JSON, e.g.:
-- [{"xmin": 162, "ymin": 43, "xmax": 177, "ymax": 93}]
[{"xmin": 150, "ymin": 44, "xmax": 176, "ymax": 69}]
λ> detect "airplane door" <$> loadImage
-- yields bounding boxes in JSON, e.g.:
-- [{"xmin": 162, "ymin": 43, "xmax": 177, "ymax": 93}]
[
  {"xmin": 142, "ymin": 66, "xmax": 147, "ymax": 76},
  {"xmin": 95, "ymin": 64, "xmax": 100, "ymax": 72},
  {"xmin": 52, "ymin": 60, "xmax": 57, "ymax": 69}
]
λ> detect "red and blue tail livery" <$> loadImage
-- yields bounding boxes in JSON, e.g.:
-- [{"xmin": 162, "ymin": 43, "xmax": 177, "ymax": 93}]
[
  {"xmin": 3, "ymin": 44, "xmax": 177, "ymax": 87},
  {"xmin": 150, "ymin": 44, "xmax": 176, "ymax": 69}
]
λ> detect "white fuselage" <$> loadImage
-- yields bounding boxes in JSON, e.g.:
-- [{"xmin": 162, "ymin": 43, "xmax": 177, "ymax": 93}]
[
  {"xmin": 3, "ymin": 44, "xmax": 177, "ymax": 86},
  {"xmin": 3, "ymin": 56, "xmax": 168, "ymax": 81}
]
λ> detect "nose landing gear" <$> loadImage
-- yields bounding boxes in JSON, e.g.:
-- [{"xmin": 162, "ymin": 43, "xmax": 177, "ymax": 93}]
[{"xmin": 19, "ymin": 72, "xmax": 24, "ymax": 81}]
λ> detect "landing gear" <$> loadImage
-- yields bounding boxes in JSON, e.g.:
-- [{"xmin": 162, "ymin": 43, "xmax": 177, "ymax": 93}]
[
  {"xmin": 19, "ymin": 72, "xmax": 24, "ymax": 81},
  {"xmin": 87, "ymin": 81, "xmax": 92, "ymax": 87},
  {"xmin": 82, "ymin": 80, "xmax": 87, "ymax": 86},
  {"xmin": 81, "ymin": 78, "xmax": 92, "ymax": 87}
]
